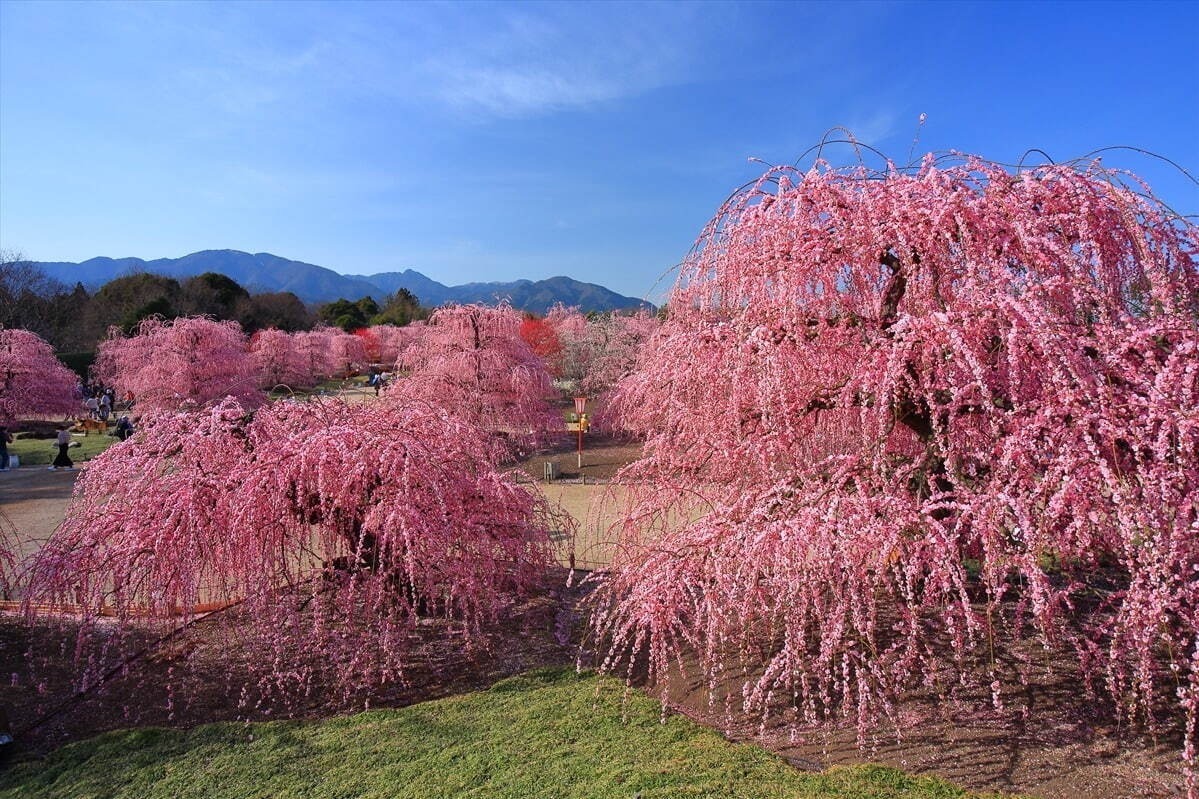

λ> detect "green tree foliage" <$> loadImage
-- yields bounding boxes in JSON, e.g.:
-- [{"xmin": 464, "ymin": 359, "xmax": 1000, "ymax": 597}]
[
  {"xmin": 0, "ymin": 251, "xmax": 90, "ymax": 349},
  {"xmin": 83, "ymin": 273, "xmax": 182, "ymax": 339},
  {"xmin": 180, "ymin": 272, "xmax": 251, "ymax": 319},
  {"xmin": 236, "ymin": 291, "xmax": 314, "ymax": 332},
  {"xmin": 371, "ymin": 288, "xmax": 427, "ymax": 327},
  {"xmin": 317, "ymin": 296, "xmax": 381, "ymax": 331}
]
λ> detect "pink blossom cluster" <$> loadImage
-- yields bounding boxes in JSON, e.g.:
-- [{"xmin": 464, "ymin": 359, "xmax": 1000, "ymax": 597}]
[
  {"xmin": 593, "ymin": 156, "xmax": 1199, "ymax": 773},
  {"xmin": 0, "ymin": 328, "xmax": 80, "ymax": 424},
  {"xmin": 249, "ymin": 328, "xmax": 316, "ymax": 389},
  {"xmin": 24, "ymin": 396, "xmax": 555, "ymax": 702},
  {"xmin": 248, "ymin": 326, "xmax": 358, "ymax": 390},
  {"xmin": 391, "ymin": 304, "xmax": 559, "ymax": 460}
]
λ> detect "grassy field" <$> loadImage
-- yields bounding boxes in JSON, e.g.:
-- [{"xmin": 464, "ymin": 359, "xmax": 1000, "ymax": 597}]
[
  {"xmin": 5, "ymin": 433, "xmax": 117, "ymax": 466},
  {"xmin": 0, "ymin": 668, "xmax": 992, "ymax": 799}
]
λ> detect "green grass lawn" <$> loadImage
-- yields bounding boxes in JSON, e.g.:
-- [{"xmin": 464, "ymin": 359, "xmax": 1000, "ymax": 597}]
[
  {"xmin": 6, "ymin": 433, "xmax": 117, "ymax": 466},
  {"xmin": 0, "ymin": 669, "xmax": 994, "ymax": 799}
]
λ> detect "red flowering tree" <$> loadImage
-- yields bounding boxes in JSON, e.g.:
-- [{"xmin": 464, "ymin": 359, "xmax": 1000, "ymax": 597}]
[
  {"xmin": 94, "ymin": 317, "xmax": 262, "ymax": 410},
  {"xmin": 593, "ymin": 156, "xmax": 1199, "ymax": 771},
  {"xmin": 0, "ymin": 328, "xmax": 79, "ymax": 424},
  {"xmin": 519, "ymin": 314, "xmax": 564, "ymax": 376},
  {"xmin": 25, "ymin": 397, "xmax": 555, "ymax": 702},
  {"xmin": 353, "ymin": 327, "xmax": 381, "ymax": 363},
  {"xmin": 392, "ymin": 304, "xmax": 558, "ymax": 459}
]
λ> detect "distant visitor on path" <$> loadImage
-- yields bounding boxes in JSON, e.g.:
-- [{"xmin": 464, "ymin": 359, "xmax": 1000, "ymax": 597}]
[
  {"xmin": 50, "ymin": 427, "xmax": 74, "ymax": 470},
  {"xmin": 0, "ymin": 426, "xmax": 12, "ymax": 471}
]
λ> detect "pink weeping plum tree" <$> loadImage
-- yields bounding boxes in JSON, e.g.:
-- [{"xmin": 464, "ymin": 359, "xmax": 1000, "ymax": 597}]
[
  {"xmin": 546, "ymin": 304, "xmax": 591, "ymax": 384},
  {"xmin": 391, "ymin": 304, "xmax": 559, "ymax": 460},
  {"xmin": 24, "ymin": 397, "xmax": 555, "ymax": 702},
  {"xmin": 592, "ymin": 155, "xmax": 1199, "ymax": 773},
  {"xmin": 543, "ymin": 305, "xmax": 659, "ymax": 399},
  {"xmin": 249, "ymin": 328, "xmax": 318, "ymax": 390},
  {"xmin": 292, "ymin": 328, "xmax": 341, "ymax": 383},
  {"xmin": 368, "ymin": 324, "xmax": 416, "ymax": 367},
  {"xmin": 0, "ymin": 328, "xmax": 80, "ymax": 424},
  {"xmin": 327, "ymin": 330, "xmax": 368, "ymax": 378},
  {"xmin": 0, "ymin": 510, "xmax": 17, "ymax": 598},
  {"xmin": 94, "ymin": 316, "xmax": 263, "ymax": 410},
  {"xmin": 580, "ymin": 311, "xmax": 659, "ymax": 431}
]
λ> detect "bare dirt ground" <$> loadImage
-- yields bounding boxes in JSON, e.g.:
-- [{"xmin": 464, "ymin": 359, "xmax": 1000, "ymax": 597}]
[
  {"xmin": 0, "ymin": 569, "xmax": 593, "ymax": 759},
  {"xmin": 0, "ymin": 446, "xmax": 1189, "ymax": 797},
  {"xmin": 641, "ymin": 651, "xmax": 1186, "ymax": 799},
  {"xmin": 513, "ymin": 429, "xmax": 644, "ymax": 483},
  {"xmin": 0, "ymin": 466, "xmax": 80, "ymax": 567}
]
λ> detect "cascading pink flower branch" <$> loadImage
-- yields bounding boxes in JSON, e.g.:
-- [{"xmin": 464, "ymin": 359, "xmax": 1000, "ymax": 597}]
[
  {"xmin": 0, "ymin": 510, "xmax": 20, "ymax": 599},
  {"xmin": 592, "ymin": 155, "xmax": 1199, "ymax": 772},
  {"xmin": 0, "ymin": 328, "xmax": 80, "ymax": 424},
  {"xmin": 24, "ymin": 397, "xmax": 556, "ymax": 703},
  {"xmin": 94, "ymin": 316, "xmax": 263, "ymax": 411},
  {"xmin": 390, "ymin": 303, "xmax": 559, "ymax": 461}
]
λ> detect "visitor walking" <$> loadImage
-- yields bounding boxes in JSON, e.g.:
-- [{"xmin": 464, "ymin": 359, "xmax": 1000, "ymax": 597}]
[
  {"xmin": 0, "ymin": 426, "xmax": 12, "ymax": 471},
  {"xmin": 98, "ymin": 392, "xmax": 112, "ymax": 422},
  {"xmin": 50, "ymin": 427, "xmax": 74, "ymax": 470}
]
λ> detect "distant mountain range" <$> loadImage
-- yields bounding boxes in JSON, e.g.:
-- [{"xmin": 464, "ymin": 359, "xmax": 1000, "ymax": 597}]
[{"xmin": 34, "ymin": 250, "xmax": 653, "ymax": 315}]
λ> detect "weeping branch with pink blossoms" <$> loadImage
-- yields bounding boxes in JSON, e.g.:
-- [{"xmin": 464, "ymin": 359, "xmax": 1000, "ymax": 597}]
[
  {"xmin": 591, "ymin": 154, "xmax": 1199, "ymax": 778},
  {"xmin": 23, "ymin": 397, "xmax": 557, "ymax": 706}
]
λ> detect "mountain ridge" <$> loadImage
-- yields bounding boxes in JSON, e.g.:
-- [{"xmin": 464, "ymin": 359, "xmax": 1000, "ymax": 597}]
[{"xmin": 34, "ymin": 250, "xmax": 653, "ymax": 314}]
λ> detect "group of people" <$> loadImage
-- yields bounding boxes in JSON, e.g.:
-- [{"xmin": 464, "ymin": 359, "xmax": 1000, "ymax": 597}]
[
  {"xmin": 81, "ymin": 383, "xmax": 117, "ymax": 421},
  {"xmin": 0, "ymin": 413, "xmax": 136, "ymax": 475},
  {"xmin": 367, "ymin": 367, "xmax": 392, "ymax": 396}
]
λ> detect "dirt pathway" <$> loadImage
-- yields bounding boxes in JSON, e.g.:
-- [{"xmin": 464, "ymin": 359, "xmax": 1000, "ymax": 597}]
[{"xmin": 0, "ymin": 467, "xmax": 81, "ymax": 563}]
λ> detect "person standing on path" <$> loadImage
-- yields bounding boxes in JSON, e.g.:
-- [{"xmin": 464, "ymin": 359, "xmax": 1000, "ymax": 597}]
[
  {"xmin": 0, "ymin": 426, "xmax": 12, "ymax": 471},
  {"xmin": 50, "ymin": 426, "xmax": 74, "ymax": 470}
]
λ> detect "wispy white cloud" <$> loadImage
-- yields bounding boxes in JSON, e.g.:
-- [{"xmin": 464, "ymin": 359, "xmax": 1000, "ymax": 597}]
[
  {"xmin": 84, "ymin": 2, "xmax": 734, "ymax": 122},
  {"xmin": 842, "ymin": 111, "xmax": 900, "ymax": 147},
  {"xmin": 343, "ymin": 2, "xmax": 714, "ymax": 118}
]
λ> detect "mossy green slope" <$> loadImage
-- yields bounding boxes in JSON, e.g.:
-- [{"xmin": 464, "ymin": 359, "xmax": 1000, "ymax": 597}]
[{"xmin": 1, "ymin": 669, "xmax": 991, "ymax": 799}]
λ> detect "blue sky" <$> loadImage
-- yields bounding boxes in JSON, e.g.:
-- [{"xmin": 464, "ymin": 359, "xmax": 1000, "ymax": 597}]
[{"xmin": 1, "ymin": 0, "xmax": 1196, "ymax": 302}]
